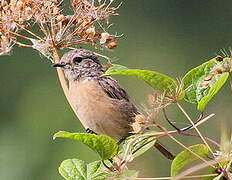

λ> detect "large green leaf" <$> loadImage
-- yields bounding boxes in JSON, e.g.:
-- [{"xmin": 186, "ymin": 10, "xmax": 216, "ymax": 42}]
[
  {"xmin": 59, "ymin": 159, "xmax": 107, "ymax": 180},
  {"xmin": 171, "ymin": 144, "xmax": 209, "ymax": 177},
  {"xmin": 54, "ymin": 131, "xmax": 118, "ymax": 160},
  {"xmin": 104, "ymin": 64, "xmax": 177, "ymax": 95},
  {"xmin": 182, "ymin": 57, "xmax": 230, "ymax": 111}
]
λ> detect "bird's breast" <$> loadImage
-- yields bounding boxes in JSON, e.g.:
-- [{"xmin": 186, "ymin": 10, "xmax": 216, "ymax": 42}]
[{"xmin": 68, "ymin": 79, "xmax": 129, "ymax": 140}]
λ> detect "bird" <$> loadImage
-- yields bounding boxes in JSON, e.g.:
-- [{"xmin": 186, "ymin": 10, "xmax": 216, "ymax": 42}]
[{"xmin": 52, "ymin": 49, "xmax": 174, "ymax": 159}]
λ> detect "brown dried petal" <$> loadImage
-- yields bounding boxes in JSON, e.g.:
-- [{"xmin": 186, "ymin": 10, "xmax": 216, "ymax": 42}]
[
  {"xmin": 200, "ymin": 81, "xmax": 210, "ymax": 88},
  {"xmin": 211, "ymin": 66, "xmax": 226, "ymax": 74},
  {"xmin": 105, "ymin": 41, "xmax": 117, "ymax": 49},
  {"xmin": 135, "ymin": 114, "xmax": 146, "ymax": 124},
  {"xmin": 204, "ymin": 74, "xmax": 214, "ymax": 81}
]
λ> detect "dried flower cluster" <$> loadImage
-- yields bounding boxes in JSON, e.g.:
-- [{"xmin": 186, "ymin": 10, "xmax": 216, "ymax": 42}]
[
  {"xmin": 0, "ymin": 0, "xmax": 120, "ymax": 58},
  {"xmin": 200, "ymin": 56, "xmax": 231, "ymax": 89}
]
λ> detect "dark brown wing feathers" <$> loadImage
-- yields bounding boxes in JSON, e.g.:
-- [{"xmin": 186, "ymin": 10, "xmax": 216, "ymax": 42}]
[
  {"xmin": 98, "ymin": 76, "xmax": 130, "ymax": 101},
  {"xmin": 98, "ymin": 76, "xmax": 139, "ymax": 116}
]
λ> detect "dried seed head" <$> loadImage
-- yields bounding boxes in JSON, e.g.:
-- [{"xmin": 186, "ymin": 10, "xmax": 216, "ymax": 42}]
[
  {"xmin": 131, "ymin": 114, "xmax": 147, "ymax": 133},
  {"xmin": 100, "ymin": 32, "xmax": 117, "ymax": 49},
  {"xmin": 135, "ymin": 114, "xmax": 146, "ymax": 124},
  {"xmin": 85, "ymin": 26, "xmax": 96, "ymax": 39},
  {"xmin": 30, "ymin": 38, "xmax": 52, "ymax": 60},
  {"xmin": 0, "ymin": 0, "xmax": 120, "ymax": 57},
  {"xmin": 105, "ymin": 41, "xmax": 117, "ymax": 49},
  {"xmin": 0, "ymin": 34, "xmax": 13, "ymax": 56},
  {"xmin": 100, "ymin": 32, "xmax": 110, "ymax": 44},
  {"xmin": 131, "ymin": 122, "xmax": 142, "ymax": 133}
]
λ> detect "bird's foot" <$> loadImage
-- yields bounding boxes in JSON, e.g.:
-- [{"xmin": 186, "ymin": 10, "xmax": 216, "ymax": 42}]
[{"xmin": 86, "ymin": 128, "xmax": 98, "ymax": 135}]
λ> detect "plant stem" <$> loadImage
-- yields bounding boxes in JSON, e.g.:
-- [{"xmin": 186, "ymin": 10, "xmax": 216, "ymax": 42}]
[
  {"xmin": 176, "ymin": 103, "xmax": 215, "ymax": 156},
  {"xmin": 52, "ymin": 47, "xmax": 79, "ymax": 118},
  {"xmin": 8, "ymin": 31, "xmax": 32, "ymax": 40},
  {"xmin": 161, "ymin": 111, "xmax": 220, "ymax": 147},
  {"xmin": 135, "ymin": 173, "xmax": 218, "ymax": 180},
  {"xmin": 156, "ymin": 129, "xmax": 220, "ymax": 148},
  {"xmin": 159, "ymin": 127, "xmax": 216, "ymax": 168},
  {"xmin": 16, "ymin": 23, "xmax": 44, "ymax": 40},
  {"xmin": 11, "ymin": 39, "xmax": 32, "ymax": 48},
  {"xmin": 60, "ymin": 39, "xmax": 90, "ymax": 48}
]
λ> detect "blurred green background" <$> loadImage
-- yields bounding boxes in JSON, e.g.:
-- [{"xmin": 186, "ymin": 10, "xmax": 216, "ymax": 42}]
[{"xmin": 0, "ymin": 0, "xmax": 232, "ymax": 179}]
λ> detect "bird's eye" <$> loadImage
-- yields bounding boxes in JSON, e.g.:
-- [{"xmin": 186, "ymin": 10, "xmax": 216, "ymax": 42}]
[{"xmin": 73, "ymin": 57, "xmax": 83, "ymax": 64}]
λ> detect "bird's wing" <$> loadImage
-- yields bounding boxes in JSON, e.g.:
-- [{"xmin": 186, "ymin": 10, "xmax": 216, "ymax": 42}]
[
  {"xmin": 98, "ymin": 76, "xmax": 139, "ymax": 114},
  {"xmin": 98, "ymin": 76, "xmax": 130, "ymax": 101}
]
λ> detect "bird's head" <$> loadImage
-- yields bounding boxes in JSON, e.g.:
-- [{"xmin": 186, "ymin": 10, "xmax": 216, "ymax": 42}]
[{"xmin": 52, "ymin": 49, "xmax": 103, "ymax": 81}]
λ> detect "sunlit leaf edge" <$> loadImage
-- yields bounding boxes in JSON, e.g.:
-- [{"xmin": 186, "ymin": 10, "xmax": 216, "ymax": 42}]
[
  {"xmin": 54, "ymin": 131, "xmax": 119, "ymax": 160},
  {"xmin": 105, "ymin": 66, "xmax": 177, "ymax": 94}
]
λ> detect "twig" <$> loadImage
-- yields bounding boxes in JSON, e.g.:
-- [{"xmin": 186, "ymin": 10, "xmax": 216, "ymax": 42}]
[
  {"xmin": 160, "ymin": 127, "xmax": 216, "ymax": 168},
  {"xmin": 176, "ymin": 131, "xmax": 220, "ymax": 147},
  {"xmin": 58, "ymin": 8, "xmax": 80, "ymax": 41},
  {"xmin": 94, "ymin": 52, "xmax": 112, "ymax": 64},
  {"xmin": 181, "ymin": 112, "xmax": 204, "ymax": 131},
  {"xmin": 37, "ymin": 21, "xmax": 48, "ymax": 38},
  {"xmin": 135, "ymin": 173, "xmax": 218, "ymax": 180},
  {"xmin": 16, "ymin": 23, "xmax": 44, "ymax": 41},
  {"xmin": 159, "ymin": 112, "xmax": 220, "ymax": 147},
  {"xmin": 60, "ymin": 39, "xmax": 90, "ymax": 48},
  {"xmin": 11, "ymin": 40, "xmax": 32, "ymax": 48},
  {"xmin": 162, "ymin": 108, "xmax": 181, "ymax": 131},
  {"xmin": 8, "ymin": 31, "xmax": 32, "ymax": 41},
  {"xmin": 176, "ymin": 103, "xmax": 215, "ymax": 157}
]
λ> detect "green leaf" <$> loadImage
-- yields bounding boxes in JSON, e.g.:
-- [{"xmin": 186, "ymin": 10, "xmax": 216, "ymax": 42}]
[
  {"xmin": 182, "ymin": 57, "xmax": 230, "ymax": 111},
  {"xmin": 114, "ymin": 170, "xmax": 139, "ymax": 180},
  {"xmin": 104, "ymin": 64, "xmax": 177, "ymax": 95},
  {"xmin": 171, "ymin": 144, "xmax": 209, "ymax": 177},
  {"xmin": 197, "ymin": 72, "xmax": 229, "ymax": 110},
  {"xmin": 104, "ymin": 64, "xmax": 128, "ymax": 74},
  {"xmin": 118, "ymin": 131, "xmax": 156, "ymax": 159},
  {"xmin": 54, "ymin": 131, "xmax": 118, "ymax": 160},
  {"xmin": 59, "ymin": 159, "xmax": 107, "ymax": 180}
]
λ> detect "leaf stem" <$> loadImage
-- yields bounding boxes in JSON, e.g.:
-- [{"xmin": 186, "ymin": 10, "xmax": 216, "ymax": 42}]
[
  {"xmin": 176, "ymin": 103, "xmax": 215, "ymax": 156},
  {"xmin": 158, "ymin": 127, "xmax": 216, "ymax": 168},
  {"xmin": 161, "ymin": 111, "xmax": 219, "ymax": 147}
]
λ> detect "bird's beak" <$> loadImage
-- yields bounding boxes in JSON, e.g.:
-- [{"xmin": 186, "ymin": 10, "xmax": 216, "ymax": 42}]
[{"xmin": 52, "ymin": 62, "xmax": 66, "ymax": 67}]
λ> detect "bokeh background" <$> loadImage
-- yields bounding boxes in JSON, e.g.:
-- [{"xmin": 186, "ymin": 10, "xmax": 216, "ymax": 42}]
[{"xmin": 0, "ymin": 0, "xmax": 232, "ymax": 179}]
